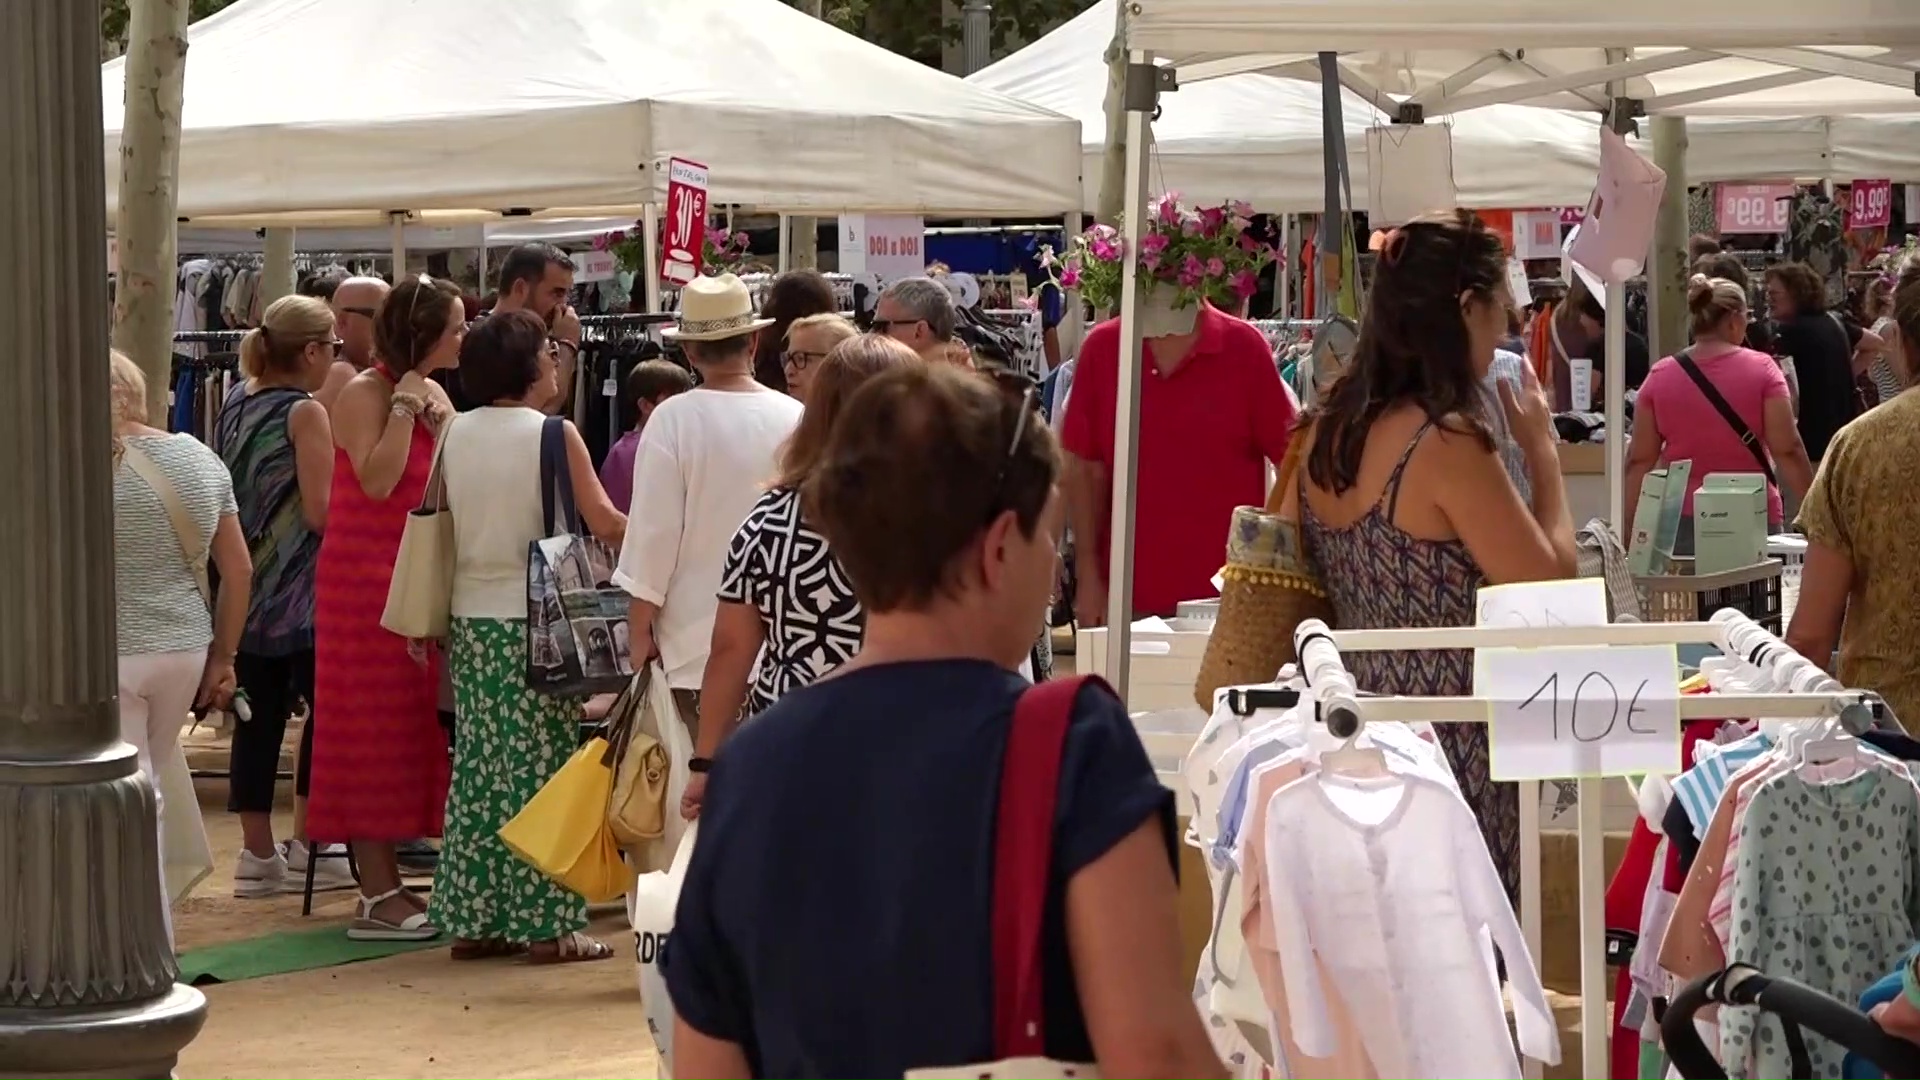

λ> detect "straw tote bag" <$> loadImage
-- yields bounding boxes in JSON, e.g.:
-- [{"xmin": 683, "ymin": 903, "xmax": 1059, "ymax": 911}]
[
  {"xmin": 906, "ymin": 677, "xmax": 1107, "ymax": 1080},
  {"xmin": 1192, "ymin": 429, "xmax": 1335, "ymax": 709},
  {"xmin": 381, "ymin": 418, "xmax": 455, "ymax": 639}
]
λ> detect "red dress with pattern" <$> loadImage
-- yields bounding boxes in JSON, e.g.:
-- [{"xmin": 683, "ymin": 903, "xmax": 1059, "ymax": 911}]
[{"xmin": 307, "ymin": 418, "xmax": 450, "ymax": 842}]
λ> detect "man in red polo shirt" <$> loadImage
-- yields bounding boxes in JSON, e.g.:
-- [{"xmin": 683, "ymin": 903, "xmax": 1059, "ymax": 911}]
[{"xmin": 1062, "ymin": 301, "xmax": 1297, "ymax": 622}]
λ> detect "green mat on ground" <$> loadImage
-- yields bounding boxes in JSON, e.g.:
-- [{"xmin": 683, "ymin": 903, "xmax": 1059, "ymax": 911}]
[{"xmin": 177, "ymin": 925, "xmax": 443, "ymax": 985}]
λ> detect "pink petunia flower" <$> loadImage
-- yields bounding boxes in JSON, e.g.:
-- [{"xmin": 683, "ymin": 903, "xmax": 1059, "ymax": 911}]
[
  {"xmin": 1198, "ymin": 206, "xmax": 1227, "ymax": 236},
  {"xmin": 1232, "ymin": 269, "xmax": 1260, "ymax": 299},
  {"xmin": 1140, "ymin": 232, "xmax": 1171, "ymax": 257},
  {"xmin": 1206, "ymin": 257, "xmax": 1227, "ymax": 277},
  {"xmin": 1038, "ymin": 245, "xmax": 1057, "ymax": 269},
  {"xmin": 1090, "ymin": 237, "xmax": 1120, "ymax": 261},
  {"xmin": 1142, "ymin": 252, "xmax": 1162, "ymax": 272},
  {"xmin": 1060, "ymin": 265, "xmax": 1083, "ymax": 289},
  {"xmin": 1153, "ymin": 191, "xmax": 1183, "ymax": 226}
]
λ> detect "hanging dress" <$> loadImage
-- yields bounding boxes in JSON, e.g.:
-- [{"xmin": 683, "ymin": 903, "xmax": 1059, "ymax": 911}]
[
  {"xmin": 307, "ymin": 374, "xmax": 450, "ymax": 843},
  {"xmin": 1299, "ymin": 418, "xmax": 1521, "ymax": 904}
]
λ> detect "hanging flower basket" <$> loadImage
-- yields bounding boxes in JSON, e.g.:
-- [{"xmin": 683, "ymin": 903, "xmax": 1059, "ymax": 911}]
[
  {"xmin": 1039, "ymin": 193, "xmax": 1279, "ymax": 316},
  {"xmin": 591, "ymin": 223, "xmax": 754, "ymax": 278}
]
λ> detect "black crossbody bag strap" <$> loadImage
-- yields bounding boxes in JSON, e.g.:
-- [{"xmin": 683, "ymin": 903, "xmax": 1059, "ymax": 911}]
[{"xmin": 1672, "ymin": 349, "xmax": 1777, "ymax": 486}]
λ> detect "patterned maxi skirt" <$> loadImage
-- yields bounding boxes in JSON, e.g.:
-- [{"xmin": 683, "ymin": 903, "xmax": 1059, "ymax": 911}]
[{"xmin": 429, "ymin": 617, "xmax": 586, "ymax": 943}]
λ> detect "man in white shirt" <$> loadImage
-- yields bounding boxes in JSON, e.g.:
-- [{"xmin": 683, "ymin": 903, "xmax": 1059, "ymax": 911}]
[{"xmin": 614, "ymin": 274, "xmax": 803, "ymax": 737}]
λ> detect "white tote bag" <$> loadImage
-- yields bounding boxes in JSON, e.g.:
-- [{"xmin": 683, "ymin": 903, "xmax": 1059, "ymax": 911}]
[{"xmin": 630, "ymin": 821, "xmax": 697, "ymax": 1078}]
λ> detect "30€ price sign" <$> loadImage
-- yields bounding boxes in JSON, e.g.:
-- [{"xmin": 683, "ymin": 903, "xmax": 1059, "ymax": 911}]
[
  {"xmin": 1849, "ymin": 179, "xmax": 1893, "ymax": 231},
  {"xmin": 1484, "ymin": 644, "xmax": 1682, "ymax": 781}
]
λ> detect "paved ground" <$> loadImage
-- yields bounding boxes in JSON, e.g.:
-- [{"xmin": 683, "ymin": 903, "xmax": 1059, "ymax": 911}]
[{"xmin": 174, "ymin": 781, "xmax": 656, "ymax": 1079}]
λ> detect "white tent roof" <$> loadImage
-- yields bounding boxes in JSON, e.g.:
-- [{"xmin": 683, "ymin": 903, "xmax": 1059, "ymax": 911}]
[
  {"xmin": 101, "ymin": 0, "xmax": 1083, "ymax": 223},
  {"xmin": 1123, "ymin": 2, "xmax": 1920, "ymax": 117},
  {"xmin": 969, "ymin": 1, "xmax": 1608, "ymax": 212}
]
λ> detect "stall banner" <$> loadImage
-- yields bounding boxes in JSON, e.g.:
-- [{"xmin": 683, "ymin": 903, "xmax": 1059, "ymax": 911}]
[
  {"xmin": 1715, "ymin": 182, "xmax": 1794, "ymax": 235},
  {"xmin": 1513, "ymin": 211, "xmax": 1564, "ymax": 261},
  {"xmin": 570, "ymin": 250, "xmax": 617, "ymax": 284},
  {"xmin": 1848, "ymin": 179, "xmax": 1893, "ymax": 231},
  {"xmin": 660, "ymin": 157, "xmax": 709, "ymax": 287},
  {"xmin": 838, "ymin": 215, "xmax": 925, "ymax": 285}
]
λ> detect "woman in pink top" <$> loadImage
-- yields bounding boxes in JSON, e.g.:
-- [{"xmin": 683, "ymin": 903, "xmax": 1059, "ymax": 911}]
[{"xmin": 1624, "ymin": 275, "xmax": 1816, "ymax": 553}]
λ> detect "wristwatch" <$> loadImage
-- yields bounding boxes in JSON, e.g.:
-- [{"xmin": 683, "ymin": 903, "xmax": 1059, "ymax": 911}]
[{"xmin": 688, "ymin": 756, "xmax": 715, "ymax": 774}]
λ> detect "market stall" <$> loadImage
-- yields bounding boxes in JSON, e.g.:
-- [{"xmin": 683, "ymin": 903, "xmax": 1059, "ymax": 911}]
[{"xmin": 100, "ymin": 0, "xmax": 1083, "ymax": 221}]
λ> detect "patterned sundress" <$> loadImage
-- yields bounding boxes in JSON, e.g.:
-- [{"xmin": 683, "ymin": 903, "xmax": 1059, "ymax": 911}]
[{"xmin": 1299, "ymin": 419, "xmax": 1521, "ymax": 904}]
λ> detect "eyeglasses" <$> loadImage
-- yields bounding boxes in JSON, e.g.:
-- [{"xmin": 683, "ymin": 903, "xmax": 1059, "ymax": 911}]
[
  {"xmin": 870, "ymin": 317, "xmax": 923, "ymax": 335},
  {"xmin": 782, "ymin": 350, "xmax": 826, "ymax": 373},
  {"xmin": 326, "ymin": 338, "xmax": 345, "ymax": 353},
  {"xmin": 339, "ymin": 306, "xmax": 378, "ymax": 320},
  {"xmin": 983, "ymin": 369, "xmax": 1039, "ymax": 523}
]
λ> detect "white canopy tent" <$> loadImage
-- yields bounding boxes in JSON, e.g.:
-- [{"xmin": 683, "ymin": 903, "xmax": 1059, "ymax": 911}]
[
  {"xmin": 1688, "ymin": 114, "xmax": 1920, "ymax": 183},
  {"xmin": 100, "ymin": 0, "xmax": 1083, "ymax": 223},
  {"xmin": 1099, "ymin": 9, "xmax": 1920, "ymax": 1077},
  {"xmin": 171, "ymin": 217, "xmax": 641, "ymax": 258},
  {"xmin": 968, "ymin": 0, "xmax": 1610, "ymax": 211}
]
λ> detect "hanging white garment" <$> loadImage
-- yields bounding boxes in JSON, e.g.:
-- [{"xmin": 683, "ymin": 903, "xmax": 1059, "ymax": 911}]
[{"xmin": 1264, "ymin": 771, "xmax": 1560, "ymax": 1078}]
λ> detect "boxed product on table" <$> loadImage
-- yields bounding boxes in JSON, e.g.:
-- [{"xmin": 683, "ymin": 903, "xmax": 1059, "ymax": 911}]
[{"xmin": 1693, "ymin": 473, "xmax": 1768, "ymax": 575}]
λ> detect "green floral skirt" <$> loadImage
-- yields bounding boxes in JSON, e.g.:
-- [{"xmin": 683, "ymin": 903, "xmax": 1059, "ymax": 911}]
[{"xmin": 429, "ymin": 617, "xmax": 585, "ymax": 943}]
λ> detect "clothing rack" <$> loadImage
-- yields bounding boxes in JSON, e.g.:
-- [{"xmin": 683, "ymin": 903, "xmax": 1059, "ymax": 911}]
[
  {"xmin": 1290, "ymin": 610, "xmax": 1874, "ymax": 1079},
  {"xmin": 172, "ymin": 330, "xmax": 250, "ymax": 345},
  {"xmin": 576, "ymin": 313, "xmax": 678, "ymax": 465}
]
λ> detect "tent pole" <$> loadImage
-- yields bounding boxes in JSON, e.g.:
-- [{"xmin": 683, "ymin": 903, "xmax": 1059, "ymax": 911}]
[
  {"xmin": 1279, "ymin": 214, "xmax": 1294, "ymax": 318},
  {"xmin": 389, "ymin": 212, "xmax": 407, "ymax": 276},
  {"xmin": 777, "ymin": 213, "xmax": 791, "ymax": 274},
  {"xmin": 643, "ymin": 204, "xmax": 663, "ymax": 313},
  {"xmin": 1102, "ymin": 49, "xmax": 1154, "ymax": 688}
]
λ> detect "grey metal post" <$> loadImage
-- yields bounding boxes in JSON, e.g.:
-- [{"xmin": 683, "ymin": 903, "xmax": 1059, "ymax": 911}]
[
  {"xmin": 961, "ymin": 0, "xmax": 993, "ymax": 76},
  {"xmin": 0, "ymin": 0, "xmax": 208, "ymax": 1075}
]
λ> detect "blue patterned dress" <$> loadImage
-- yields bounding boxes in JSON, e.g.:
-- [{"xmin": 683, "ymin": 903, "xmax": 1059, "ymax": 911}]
[{"xmin": 1300, "ymin": 419, "xmax": 1520, "ymax": 903}]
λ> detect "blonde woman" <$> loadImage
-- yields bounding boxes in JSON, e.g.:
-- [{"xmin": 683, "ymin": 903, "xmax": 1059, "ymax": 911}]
[
  {"xmin": 214, "ymin": 295, "xmax": 354, "ymax": 897},
  {"xmin": 112, "ymin": 351, "xmax": 252, "ymax": 945},
  {"xmin": 685, "ymin": 334, "xmax": 918, "ymax": 820},
  {"xmin": 780, "ymin": 313, "xmax": 857, "ymax": 404}
]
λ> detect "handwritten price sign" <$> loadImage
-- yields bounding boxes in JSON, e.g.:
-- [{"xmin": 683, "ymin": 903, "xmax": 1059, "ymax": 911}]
[
  {"xmin": 1716, "ymin": 183, "xmax": 1794, "ymax": 235},
  {"xmin": 1485, "ymin": 644, "xmax": 1681, "ymax": 780},
  {"xmin": 1849, "ymin": 179, "xmax": 1893, "ymax": 231}
]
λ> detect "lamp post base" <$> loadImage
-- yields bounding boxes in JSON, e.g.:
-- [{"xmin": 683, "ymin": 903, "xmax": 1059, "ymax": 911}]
[{"xmin": 0, "ymin": 983, "xmax": 207, "ymax": 1080}]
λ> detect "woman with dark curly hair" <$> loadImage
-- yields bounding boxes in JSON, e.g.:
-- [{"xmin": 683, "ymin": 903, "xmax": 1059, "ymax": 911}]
[
  {"xmin": 1766, "ymin": 261, "xmax": 1871, "ymax": 461},
  {"xmin": 752, "ymin": 269, "xmax": 839, "ymax": 393}
]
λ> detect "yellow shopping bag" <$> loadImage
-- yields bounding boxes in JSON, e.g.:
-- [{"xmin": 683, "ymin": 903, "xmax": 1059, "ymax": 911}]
[{"xmin": 499, "ymin": 736, "xmax": 629, "ymax": 903}]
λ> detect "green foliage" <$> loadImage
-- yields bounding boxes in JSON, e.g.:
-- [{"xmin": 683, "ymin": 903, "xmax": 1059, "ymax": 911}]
[
  {"xmin": 101, "ymin": 0, "xmax": 238, "ymax": 58},
  {"xmin": 789, "ymin": 0, "xmax": 1092, "ymax": 67}
]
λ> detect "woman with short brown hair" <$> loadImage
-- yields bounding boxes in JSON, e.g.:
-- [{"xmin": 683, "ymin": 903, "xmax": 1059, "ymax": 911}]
[
  {"xmin": 684, "ymin": 333, "xmax": 918, "ymax": 819},
  {"xmin": 665, "ymin": 362, "xmax": 1223, "ymax": 1078}
]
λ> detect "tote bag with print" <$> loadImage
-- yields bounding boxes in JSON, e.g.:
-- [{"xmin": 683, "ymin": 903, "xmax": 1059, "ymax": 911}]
[{"xmin": 526, "ymin": 416, "xmax": 633, "ymax": 696}]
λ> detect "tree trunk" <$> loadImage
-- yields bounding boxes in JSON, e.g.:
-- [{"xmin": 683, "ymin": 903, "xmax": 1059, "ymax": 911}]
[
  {"xmin": 112, "ymin": 0, "xmax": 191, "ymax": 425},
  {"xmin": 1094, "ymin": 0, "xmax": 1129, "ymax": 224}
]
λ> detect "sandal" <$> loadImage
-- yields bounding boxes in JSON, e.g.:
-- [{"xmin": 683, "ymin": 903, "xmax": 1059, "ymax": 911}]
[
  {"xmin": 450, "ymin": 938, "xmax": 526, "ymax": 961},
  {"xmin": 347, "ymin": 886, "xmax": 440, "ymax": 942},
  {"xmin": 526, "ymin": 931, "xmax": 615, "ymax": 965}
]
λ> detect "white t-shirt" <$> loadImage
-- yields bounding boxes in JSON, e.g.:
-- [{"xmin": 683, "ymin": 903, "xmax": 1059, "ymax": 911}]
[{"xmin": 614, "ymin": 386, "xmax": 803, "ymax": 690}]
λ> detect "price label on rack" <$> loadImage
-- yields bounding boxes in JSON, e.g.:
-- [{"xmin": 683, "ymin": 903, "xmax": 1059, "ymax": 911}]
[
  {"xmin": 1485, "ymin": 644, "xmax": 1681, "ymax": 780},
  {"xmin": 1849, "ymin": 179, "xmax": 1893, "ymax": 231},
  {"xmin": 1716, "ymin": 182, "xmax": 1794, "ymax": 235}
]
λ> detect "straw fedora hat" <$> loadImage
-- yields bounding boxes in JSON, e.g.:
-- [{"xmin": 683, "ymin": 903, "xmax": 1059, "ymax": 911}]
[{"xmin": 663, "ymin": 273, "xmax": 775, "ymax": 342}]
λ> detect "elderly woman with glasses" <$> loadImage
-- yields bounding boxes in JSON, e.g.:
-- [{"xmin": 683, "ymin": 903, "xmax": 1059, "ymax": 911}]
[{"xmin": 780, "ymin": 313, "xmax": 858, "ymax": 404}]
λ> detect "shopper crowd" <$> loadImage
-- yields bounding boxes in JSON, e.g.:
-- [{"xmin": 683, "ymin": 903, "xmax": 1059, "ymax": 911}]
[{"xmin": 108, "ymin": 206, "xmax": 1920, "ymax": 1075}]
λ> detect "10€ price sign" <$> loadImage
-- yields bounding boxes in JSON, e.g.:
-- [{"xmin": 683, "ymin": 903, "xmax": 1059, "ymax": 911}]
[{"xmin": 1484, "ymin": 644, "xmax": 1682, "ymax": 781}]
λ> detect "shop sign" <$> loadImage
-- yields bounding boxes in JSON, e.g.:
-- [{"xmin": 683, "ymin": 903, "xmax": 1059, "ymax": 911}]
[
  {"xmin": 838, "ymin": 215, "xmax": 925, "ymax": 285},
  {"xmin": 1715, "ymin": 182, "xmax": 1794, "ymax": 235},
  {"xmin": 1558, "ymin": 207, "xmax": 1586, "ymax": 226},
  {"xmin": 1848, "ymin": 179, "xmax": 1893, "ymax": 231},
  {"xmin": 660, "ymin": 157, "xmax": 709, "ymax": 287},
  {"xmin": 571, "ymin": 250, "xmax": 618, "ymax": 284},
  {"xmin": 1513, "ymin": 211, "xmax": 1564, "ymax": 261}
]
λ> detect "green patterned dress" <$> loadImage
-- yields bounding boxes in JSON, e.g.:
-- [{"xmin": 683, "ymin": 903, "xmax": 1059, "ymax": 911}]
[{"xmin": 429, "ymin": 617, "xmax": 586, "ymax": 942}]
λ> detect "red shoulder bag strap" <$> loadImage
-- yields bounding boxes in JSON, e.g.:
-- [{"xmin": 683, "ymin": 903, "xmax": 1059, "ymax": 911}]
[{"xmin": 991, "ymin": 673, "xmax": 1118, "ymax": 1059}]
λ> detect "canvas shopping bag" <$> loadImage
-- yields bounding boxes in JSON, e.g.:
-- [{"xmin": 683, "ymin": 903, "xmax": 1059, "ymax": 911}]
[
  {"xmin": 526, "ymin": 416, "xmax": 634, "ymax": 696},
  {"xmin": 905, "ymin": 678, "xmax": 1107, "ymax": 1079},
  {"xmin": 631, "ymin": 821, "xmax": 698, "ymax": 1078},
  {"xmin": 497, "ymin": 736, "xmax": 629, "ymax": 903},
  {"xmin": 381, "ymin": 417, "xmax": 455, "ymax": 639},
  {"xmin": 607, "ymin": 662, "xmax": 685, "ymax": 852}
]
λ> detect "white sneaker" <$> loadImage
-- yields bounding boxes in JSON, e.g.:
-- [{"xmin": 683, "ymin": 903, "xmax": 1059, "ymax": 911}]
[
  {"xmin": 283, "ymin": 839, "xmax": 357, "ymax": 894},
  {"xmin": 233, "ymin": 847, "xmax": 288, "ymax": 899}
]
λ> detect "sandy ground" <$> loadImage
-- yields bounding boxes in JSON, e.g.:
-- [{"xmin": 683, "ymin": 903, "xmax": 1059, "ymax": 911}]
[{"xmin": 174, "ymin": 769, "xmax": 657, "ymax": 1079}]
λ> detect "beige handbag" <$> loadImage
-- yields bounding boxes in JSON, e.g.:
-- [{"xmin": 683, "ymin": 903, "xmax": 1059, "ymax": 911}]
[
  {"xmin": 605, "ymin": 665, "xmax": 677, "ymax": 849},
  {"xmin": 381, "ymin": 419, "xmax": 455, "ymax": 639},
  {"xmin": 116, "ymin": 442, "xmax": 218, "ymax": 905}
]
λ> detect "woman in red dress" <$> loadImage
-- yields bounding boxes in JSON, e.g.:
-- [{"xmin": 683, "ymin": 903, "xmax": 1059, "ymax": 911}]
[{"xmin": 310, "ymin": 275, "xmax": 464, "ymax": 940}]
